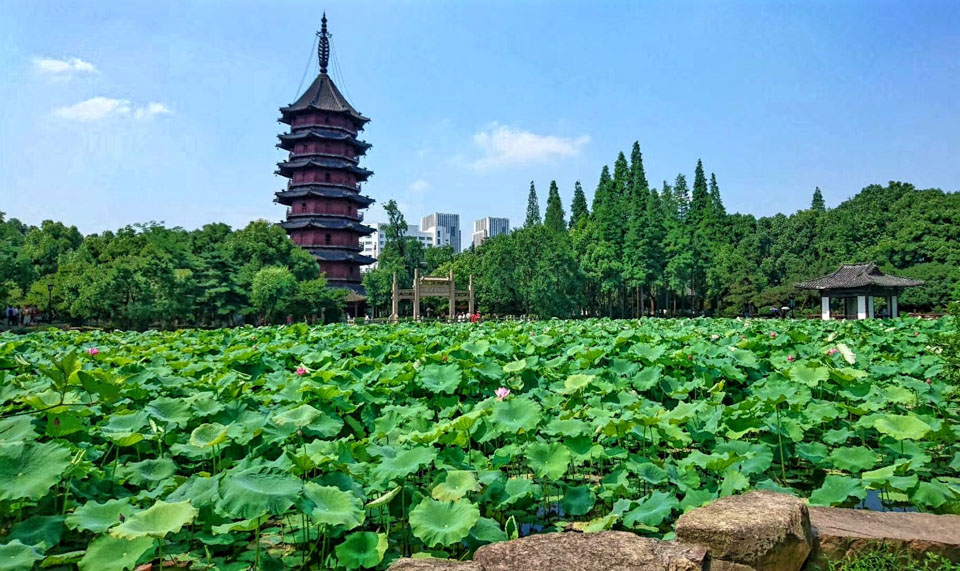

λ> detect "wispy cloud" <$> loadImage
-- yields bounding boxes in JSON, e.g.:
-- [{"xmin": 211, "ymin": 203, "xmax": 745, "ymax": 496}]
[
  {"xmin": 33, "ymin": 56, "xmax": 98, "ymax": 79},
  {"xmin": 54, "ymin": 97, "xmax": 172, "ymax": 122},
  {"xmin": 467, "ymin": 123, "xmax": 590, "ymax": 169},
  {"xmin": 409, "ymin": 179, "xmax": 430, "ymax": 193}
]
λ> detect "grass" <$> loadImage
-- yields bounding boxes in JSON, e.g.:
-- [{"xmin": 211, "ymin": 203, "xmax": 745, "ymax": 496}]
[{"xmin": 821, "ymin": 546, "xmax": 960, "ymax": 571}]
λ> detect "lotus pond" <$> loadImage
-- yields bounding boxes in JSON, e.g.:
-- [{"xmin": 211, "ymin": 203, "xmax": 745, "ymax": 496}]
[{"xmin": 0, "ymin": 318, "xmax": 958, "ymax": 570}]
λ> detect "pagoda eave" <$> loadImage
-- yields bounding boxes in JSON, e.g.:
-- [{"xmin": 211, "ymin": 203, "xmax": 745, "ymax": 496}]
[
  {"xmin": 280, "ymin": 217, "xmax": 375, "ymax": 235},
  {"xmin": 275, "ymin": 186, "xmax": 375, "ymax": 207}
]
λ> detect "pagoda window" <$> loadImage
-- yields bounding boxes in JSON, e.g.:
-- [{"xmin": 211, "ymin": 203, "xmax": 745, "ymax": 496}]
[
  {"xmin": 301, "ymin": 202, "xmax": 306, "ymax": 212},
  {"xmin": 325, "ymin": 233, "xmax": 332, "ymax": 245},
  {"xmin": 325, "ymin": 172, "xmax": 331, "ymax": 182}
]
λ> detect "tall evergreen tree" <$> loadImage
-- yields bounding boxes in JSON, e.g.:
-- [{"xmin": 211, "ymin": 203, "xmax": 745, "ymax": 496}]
[
  {"xmin": 544, "ymin": 180, "xmax": 566, "ymax": 233},
  {"xmin": 673, "ymin": 174, "xmax": 690, "ymax": 221},
  {"xmin": 592, "ymin": 167, "xmax": 613, "ymax": 212},
  {"xmin": 689, "ymin": 159, "xmax": 710, "ymax": 226},
  {"xmin": 569, "ymin": 181, "xmax": 589, "ymax": 229},
  {"xmin": 811, "ymin": 187, "xmax": 826, "ymax": 211},
  {"xmin": 524, "ymin": 181, "xmax": 541, "ymax": 227},
  {"xmin": 628, "ymin": 141, "xmax": 650, "ymax": 200},
  {"xmin": 709, "ymin": 173, "xmax": 726, "ymax": 216}
]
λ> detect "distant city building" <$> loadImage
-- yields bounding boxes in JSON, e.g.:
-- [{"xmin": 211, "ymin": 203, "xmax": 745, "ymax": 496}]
[
  {"xmin": 472, "ymin": 217, "xmax": 510, "ymax": 248},
  {"xmin": 421, "ymin": 212, "xmax": 462, "ymax": 253},
  {"xmin": 360, "ymin": 223, "xmax": 433, "ymax": 270}
]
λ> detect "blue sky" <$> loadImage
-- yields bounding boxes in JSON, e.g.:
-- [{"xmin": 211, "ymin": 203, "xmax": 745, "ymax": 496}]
[{"xmin": 2, "ymin": 1, "xmax": 959, "ymax": 237}]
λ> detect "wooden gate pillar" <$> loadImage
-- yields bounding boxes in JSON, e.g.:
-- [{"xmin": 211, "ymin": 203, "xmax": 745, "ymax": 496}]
[
  {"xmin": 391, "ymin": 273, "xmax": 399, "ymax": 321},
  {"xmin": 413, "ymin": 269, "xmax": 421, "ymax": 320},
  {"xmin": 468, "ymin": 275, "xmax": 475, "ymax": 316}
]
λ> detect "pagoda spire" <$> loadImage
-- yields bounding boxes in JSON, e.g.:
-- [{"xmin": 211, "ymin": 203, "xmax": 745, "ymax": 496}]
[{"xmin": 317, "ymin": 13, "xmax": 330, "ymax": 74}]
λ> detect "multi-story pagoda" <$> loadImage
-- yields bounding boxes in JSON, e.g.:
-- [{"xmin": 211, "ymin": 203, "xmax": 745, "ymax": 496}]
[{"xmin": 275, "ymin": 14, "xmax": 375, "ymax": 293}]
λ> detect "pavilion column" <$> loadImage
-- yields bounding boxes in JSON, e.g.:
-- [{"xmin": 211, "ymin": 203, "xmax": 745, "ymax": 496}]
[
  {"xmin": 867, "ymin": 296, "xmax": 875, "ymax": 319},
  {"xmin": 857, "ymin": 295, "xmax": 867, "ymax": 320},
  {"xmin": 821, "ymin": 296, "xmax": 831, "ymax": 321},
  {"xmin": 448, "ymin": 269, "xmax": 456, "ymax": 321},
  {"xmin": 891, "ymin": 295, "xmax": 898, "ymax": 318},
  {"xmin": 413, "ymin": 269, "xmax": 420, "ymax": 320},
  {"xmin": 391, "ymin": 273, "xmax": 398, "ymax": 321}
]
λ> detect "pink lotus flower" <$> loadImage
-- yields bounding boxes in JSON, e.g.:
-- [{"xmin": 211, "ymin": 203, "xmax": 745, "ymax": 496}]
[
  {"xmin": 770, "ymin": 332, "xmax": 777, "ymax": 338},
  {"xmin": 495, "ymin": 387, "xmax": 511, "ymax": 401},
  {"xmin": 740, "ymin": 335, "xmax": 746, "ymax": 341},
  {"xmin": 688, "ymin": 354, "xmax": 694, "ymax": 361},
  {"xmin": 787, "ymin": 355, "xmax": 795, "ymax": 362},
  {"xmin": 295, "ymin": 366, "xmax": 308, "ymax": 376},
  {"xmin": 711, "ymin": 334, "xmax": 719, "ymax": 340},
  {"xmin": 915, "ymin": 331, "xmax": 920, "ymax": 337},
  {"xmin": 87, "ymin": 347, "xmax": 99, "ymax": 356},
  {"xmin": 828, "ymin": 348, "xmax": 837, "ymax": 356},
  {"xmin": 926, "ymin": 378, "xmax": 932, "ymax": 384}
]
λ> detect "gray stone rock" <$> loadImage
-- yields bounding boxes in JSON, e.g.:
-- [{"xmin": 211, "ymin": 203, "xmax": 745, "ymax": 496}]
[
  {"xmin": 807, "ymin": 506, "xmax": 960, "ymax": 566},
  {"xmin": 389, "ymin": 558, "xmax": 481, "ymax": 570},
  {"xmin": 472, "ymin": 531, "xmax": 707, "ymax": 571},
  {"xmin": 675, "ymin": 491, "xmax": 812, "ymax": 571}
]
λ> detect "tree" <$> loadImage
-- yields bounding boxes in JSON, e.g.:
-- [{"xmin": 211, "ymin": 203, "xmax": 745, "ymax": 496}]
[
  {"xmin": 811, "ymin": 187, "xmax": 826, "ymax": 211},
  {"xmin": 569, "ymin": 181, "xmax": 589, "ymax": 229},
  {"xmin": 543, "ymin": 180, "xmax": 566, "ymax": 233},
  {"xmin": 251, "ymin": 266, "xmax": 297, "ymax": 323},
  {"xmin": 524, "ymin": 182, "xmax": 541, "ymax": 227}
]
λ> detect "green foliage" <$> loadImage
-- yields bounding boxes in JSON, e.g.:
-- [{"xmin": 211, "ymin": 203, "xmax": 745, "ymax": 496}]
[
  {"xmin": 0, "ymin": 317, "xmax": 957, "ymax": 568},
  {"xmin": 544, "ymin": 180, "xmax": 566, "ymax": 233},
  {"xmin": 525, "ymin": 181, "xmax": 541, "ymax": 227}
]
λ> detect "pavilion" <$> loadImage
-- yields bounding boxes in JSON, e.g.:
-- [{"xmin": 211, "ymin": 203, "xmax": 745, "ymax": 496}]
[{"xmin": 795, "ymin": 262, "xmax": 923, "ymax": 320}]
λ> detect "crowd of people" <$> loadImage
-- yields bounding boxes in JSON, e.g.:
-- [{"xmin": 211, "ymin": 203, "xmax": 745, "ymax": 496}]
[{"xmin": 3, "ymin": 305, "xmax": 42, "ymax": 327}]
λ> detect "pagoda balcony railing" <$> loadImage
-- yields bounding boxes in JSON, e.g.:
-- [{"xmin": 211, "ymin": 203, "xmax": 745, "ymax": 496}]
[
  {"xmin": 299, "ymin": 243, "xmax": 365, "ymax": 252},
  {"xmin": 286, "ymin": 209, "xmax": 364, "ymax": 221}
]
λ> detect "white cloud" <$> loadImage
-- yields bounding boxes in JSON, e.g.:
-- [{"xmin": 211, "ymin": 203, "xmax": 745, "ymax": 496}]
[
  {"xmin": 134, "ymin": 102, "xmax": 172, "ymax": 120},
  {"xmin": 54, "ymin": 97, "xmax": 172, "ymax": 122},
  {"xmin": 33, "ymin": 57, "xmax": 98, "ymax": 78},
  {"xmin": 409, "ymin": 179, "xmax": 430, "ymax": 193},
  {"xmin": 468, "ymin": 123, "xmax": 590, "ymax": 169},
  {"xmin": 54, "ymin": 97, "xmax": 131, "ymax": 120}
]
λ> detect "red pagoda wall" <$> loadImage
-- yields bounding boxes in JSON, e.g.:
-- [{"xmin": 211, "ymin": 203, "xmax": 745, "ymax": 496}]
[
  {"xmin": 292, "ymin": 113, "xmax": 357, "ymax": 132},
  {"xmin": 289, "ymin": 199, "xmax": 357, "ymax": 217},
  {"xmin": 291, "ymin": 170, "xmax": 357, "ymax": 186},
  {"xmin": 290, "ymin": 229, "xmax": 359, "ymax": 248}
]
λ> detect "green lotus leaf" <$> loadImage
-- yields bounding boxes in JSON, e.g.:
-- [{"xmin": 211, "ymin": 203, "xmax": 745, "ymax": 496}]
[
  {"xmin": 576, "ymin": 512, "xmax": 619, "ymax": 533},
  {"xmin": 632, "ymin": 366, "xmax": 662, "ymax": 391},
  {"xmin": 809, "ymin": 475, "xmax": 866, "ymax": 506},
  {"xmin": 835, "ymin": 343, "xmax": 856, "ymax": 364},
  {"xmin": 912, "ymin": 481, "xmax": 953, "ymax": 509},
  {"xmin": 461, "ymin": 340, "xmax": 490, "ymax": 356},
  {"xmin": 561, "ymin": 485, "xmax": 596, "ymax": 516},
  {"xmin": 365, "ymin": 486, "xmax": 401, "ymax": 509},
  {"xmin": 0, "ymin": 416, "xmax": 37, "ymax": 444},
  {"xmin": 99, "ymin": 412, "xmax": 149, "ymax": 447},
  {"xmin": 78, "ymin": 535, "xmax": 155, "ymax": 571},
  {"xmin": 145, "ymin": 397, "xmax": 193, "ymax": 428},
  {"xmin": 561, "ymin": 374, "xmax": 595, "ymax": 394},
  {"xmin": 432, "ymin": 470, "xmax": 480, "ymax": 502},
  {"xmin": 468, "ymin": 517, "xmax": 506, "ymax": 545},
  {"xmin": 0, "ymin": 540, "xmax": 44, "ymax": 571},
  {"xmin": 635, "ymin": 463, "xmax": 668, "ymax": 485},
  {"xmin": 680, "ymin": 490, "xmax": 717, "ymax": 513},
  {"xmin": 166, "ymin": 475, "xmax": 219, "ymax": 508},
  {"xmin": 631, "ymin": 344, "xmax": 665, "ymax": 362},
  {"xmin": 720, "ymin": 470, "xmax": 750, "ymax": 496},
  {"xmin": 218, "ymin": 469, "xmax": 302, "ymax": 519},
  {"xmin": 188, "ymin": 423, "xmax": 228, "ymax": 448},
  {"xmin": 490, "ymin": 397, "xmax": 542, "ymax": 434},
  {"xmin": 109, "ymin": 500, "xmax": 198, "ymax": 539},
  {"xmin": 505, "ymin": 514, "xmax": 519, "ymax": 540},
  {"xmin": 502, "ymin": 358, "xmax": 526, "ymax": 373},
  {"xmin": 272, "ymin": 404, "xmax": 324, "ymax": 428},
  {"xmin": 40, "ymin": 550, "xmax": 85, "ymax": 567},
  {"xmin": 373, "ymin": 447, "xmax": 437, "ymax": 481},
  {"xmin": 303, "ymin": 483, "xmax": 365, "ymax": 529},
  {"xmin": 525, "ymin": 441, "xmax": 571, "ymax": 480},
  {"xmin": 210, "ymin": 514, "xmax": 270, "ymax": 535},
  {"xmin": 419, "ymin": 364, "xmax": 462, "ymax": 394},
  {"xmin": 335, "ymin": 531, "xmax": 388, "ymax": 570},
  {"xmin": 544, "ymin": 418, "xmax": 590, "ymax": 437},
  {"xmin": 874, "ymin": 414, "xmax": 931, "ymax": 441},
  {"xmin": 119, "ymin": 457, "xmax": 177, "ymax": 486},
  {"xmin": 66, "ymin": 499, "xmax": 134, "ymax": 533},
  {"xmin": 0, "ymin": 441, "xmax": 72, "ymax": 501},
  {"xmin": 789, "ymin": 363, "xmax": 829, "ymax": 387},
  {"xmin": 45, "ymin": 411, "xmax": 84, "ymax": 437},
  {"xmin": 828, "ymin": 446, "xmax": 879, "ymax": 473},
  {"xmin": 8, "ymin": 515, "xmax": 64, "ymax": 551},
  {"xmin": 500, "ymin": 477, "xmax": 535, "ymax": 507},
  {"xmin": 409, "ymin": 498, "xmax": 480, "ymax": 547},
  {"xmin": 623, "ymin": 491, "xmax": 678, "ymax": 529}
]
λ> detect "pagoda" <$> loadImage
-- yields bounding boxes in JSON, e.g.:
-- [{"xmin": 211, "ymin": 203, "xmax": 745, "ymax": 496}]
[{"xmin": 275, "ymin": 14, "xmax": 375, "ymax": 293}]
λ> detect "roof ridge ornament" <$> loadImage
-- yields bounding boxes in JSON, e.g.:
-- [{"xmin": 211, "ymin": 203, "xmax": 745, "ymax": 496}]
[{"xmin": 317, "ymin": 13, "xmax": 331, "ymax": 74}]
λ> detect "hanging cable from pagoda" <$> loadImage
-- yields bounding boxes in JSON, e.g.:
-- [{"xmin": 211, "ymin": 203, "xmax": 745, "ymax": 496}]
[{"xmin": 317, "ymin": 12, "xmax": 331, "ymax": 74}]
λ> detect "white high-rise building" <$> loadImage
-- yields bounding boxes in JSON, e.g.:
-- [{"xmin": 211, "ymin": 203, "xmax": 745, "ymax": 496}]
[
  {"xmin": 472, "ymin": 217, "xmax": 510, "ymax": 248},
  {"xmin": 360, "ymin": 223, "xmax": 433, "ymax": 271},
  {"xmin": 421, "ymin": 212, "xmax": 461, "ymax": 253}
]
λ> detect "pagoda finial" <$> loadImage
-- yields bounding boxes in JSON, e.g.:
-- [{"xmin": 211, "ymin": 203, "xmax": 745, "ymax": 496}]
[{"xmin": 317, "ymin": 13, "xmax": 330, "ymax": 74}]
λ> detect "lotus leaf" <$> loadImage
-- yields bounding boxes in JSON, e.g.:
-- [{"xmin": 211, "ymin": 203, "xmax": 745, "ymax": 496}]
[
  {"xmin": 218, "ymin": 469, "xmax": 301, "ymax": 519},
  {"xmin": 335, "ymin": 531, "xmax": 388, "ymax": 569},
  {"xmin": 432, "ymin": 470, "xmax": 480, "ymax": 501},
  {"xmin": 78, "ymin": 535, "xmax": 154, "ymax": 571},
  {"xmin": 0, "ymin": 441, "xmax": 72, "ymax": 501},
  {"xmin": 66, "ymin": 499, "xmax": 134, "ymax": 533},
  {"xmin": 419, "ymin": 364, "xmax": 463, "ymax": 394},
  {"xmin": 0, "ymin": 540, "xmax": 44, "ymax": 571},
  {"xmin": 303, "ymin": 483, "xmax": 365, "ymax": 529},
  {"xmin": 409, "ymin": 498, "xmax": 480, "ymax": 547},
  {"xmin": 110, "ymin": 500, "xmax": 197, "ymax": 539}
]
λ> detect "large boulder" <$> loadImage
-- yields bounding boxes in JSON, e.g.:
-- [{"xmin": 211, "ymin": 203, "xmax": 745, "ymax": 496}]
[
  {"xmin": 472, "ymin": 531, "xmax": 708, "ymax": 571},
  {"xmin": 389, "ymin": 559, "xmax": 480, "ymax": 570},
  {"xmin": 675, "ymin": 491, "xmax": 812, "ymax": 571},
  {"xmin": 808, "ymin": 506, "xmax": 960, "ymax": 565}
]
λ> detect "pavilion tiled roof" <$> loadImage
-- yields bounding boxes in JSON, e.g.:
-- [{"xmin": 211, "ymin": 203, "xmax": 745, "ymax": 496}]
[
  {"xmin": 275, "ymin": 186, "xmax": 374, "ymax": 206},
  {"xmin": 303, "ymin": 249, "xmax": 376, "ymax": 265},
  {"xmin": 280, "ymin": 73, "xmax": 369, "ymax": 124},
  {"xmin": 795, "ymin": 263, "xmax": 924, "ymax": 291},
  {"xmin": 280, "ymin": 217, "xmax": 375, "ymax": 235},
  {"xmin": 275, "ymin": 157, "xmax": 373, "ymax": 179},
  {"xmin": 277, "ymin": 128, "xmax": 371, "ymax": 151}
]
